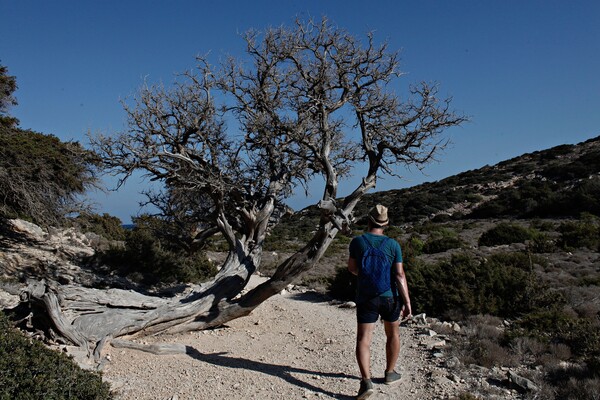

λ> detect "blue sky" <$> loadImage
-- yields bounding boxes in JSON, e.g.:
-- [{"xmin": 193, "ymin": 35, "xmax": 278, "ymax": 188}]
[{"xmin": 2, "ymin": 1, "xmax": 599, "ymax": 223}]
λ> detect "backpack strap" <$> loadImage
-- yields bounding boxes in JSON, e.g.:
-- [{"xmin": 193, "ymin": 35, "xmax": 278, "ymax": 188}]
[{"xmin": 361, "ymin": 235, "xmax": 389, "ymax": 250}]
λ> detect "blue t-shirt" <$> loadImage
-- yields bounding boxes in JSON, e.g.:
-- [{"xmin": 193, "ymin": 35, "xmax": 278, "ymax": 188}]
[{"xmin": 349, "ymin": 233, "xmax": 403, "ymax": 303}]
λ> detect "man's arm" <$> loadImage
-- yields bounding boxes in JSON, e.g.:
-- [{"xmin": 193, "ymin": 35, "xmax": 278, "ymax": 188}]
[
  {"xmin": 347, "ymin": 256, "xmax": 359, "ymax": 276},
  {"xmin": 393, "ymin": 262, "xmax": 412, "ymax": 319}
]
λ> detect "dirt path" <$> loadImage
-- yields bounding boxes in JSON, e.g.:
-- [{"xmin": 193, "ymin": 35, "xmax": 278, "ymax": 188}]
[{"xmin": 102, "ymin": 277, "xmax": 463, "ymax": 400}]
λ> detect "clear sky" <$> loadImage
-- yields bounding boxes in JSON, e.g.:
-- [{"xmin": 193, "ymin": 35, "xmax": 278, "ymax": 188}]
[{"xmin": 2, "ymin": 0, "xmax": 599, "ymax": 223}]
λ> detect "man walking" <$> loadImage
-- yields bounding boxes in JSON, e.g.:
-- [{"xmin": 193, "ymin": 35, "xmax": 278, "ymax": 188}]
[{"xmin": 347, "ymin": 204, "xmax": 412, "ymax": 399}]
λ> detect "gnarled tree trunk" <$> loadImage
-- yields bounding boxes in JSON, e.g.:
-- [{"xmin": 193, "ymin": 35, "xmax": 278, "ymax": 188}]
[{"xmin": 15, "ymin": 201, "xmax": 354, "ymax": 363}]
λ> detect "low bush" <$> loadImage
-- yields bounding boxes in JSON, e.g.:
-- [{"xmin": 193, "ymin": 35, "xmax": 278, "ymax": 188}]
[
  {"xmin": 547, "ymin": 362, "xmax": 600, "ymax": 400},
  {"xmin": 453, "ymin": 315, "xmax": 518, "ymax": 368},
  {"xmin": 97, "ymin": 215, "xmax": 217, "ymax": 285},
  {"xmin": 406, "ymin": 251, "xmax": 548, "ymax": 319},
  {"xmin": 402, "ymin": 235, "xmax": 424, "ymax": 258},
  {"xmin": 422, "ymin": 227, "xmax": 464, "ymax": 254},
  {"xmin": 528, "ymin": 232, "xmax": 557, "ymax": 253},
  {"xmin": 0, "ymin": 311, "xmax": 112, "ymax": 399},
  {"xmin": 464, "ymin": 337, "xmax": 517, "ymax": 368},
  {"xmin": 72, "ymin": 212, "xmax": 127, "ymax": 241},
  {"xmin": 557, "ymin": 217, "xmax": 600, "ymax": 251},
  {"xmin": 512, "ymin": 310, "xmax": 600, "ymax": 359},
  {"xmin": 478, "ymin": 222, "xmax": 536, "ymax": 247}
]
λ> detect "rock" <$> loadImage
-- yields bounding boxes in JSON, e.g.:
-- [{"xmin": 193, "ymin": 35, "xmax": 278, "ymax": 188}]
[
  {"xmin": 412, "ymin": 313, "xmax": 427, "ymax": 324},
  {"xmin": 445, "ymin": 356, "xmax": 461, "ymax": 369},
  {"xmin": 508, "ymin": 371, "xmax": 539, "ymax": 392},
  {"xmin": 9, "ymin": 219, "xmax": 46, "ymax": 240},
  {"xmin": 429, "ymin": 340, "xmax": 446, "ymax": 350},
  {"xmin": 339, "ymin": 301, "xmax": 356, "ymax": 309},
  {"xmin": 452, "ymin": 322, "xmax": 461, "ymax": 332},
  {"xmin": 0, "ymin": 289, "xmax": 20, "ymax": 308},
  {"xmin": 441, "ymin": 321, "xmax": 453, "ymax": 329}
]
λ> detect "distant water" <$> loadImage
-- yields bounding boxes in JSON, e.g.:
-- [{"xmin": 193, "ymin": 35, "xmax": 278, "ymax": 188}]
[{"xmin": 122, "ymin": 224, "xmax": 135, "ymax": 230}]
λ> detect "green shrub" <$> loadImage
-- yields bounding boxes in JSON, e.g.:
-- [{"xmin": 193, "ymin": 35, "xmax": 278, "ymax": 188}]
[
  {"xmin": 541, "ymin": 150, "xmax": 600, "ymax": 181},
  {"xmin": 529, "ymin": 219, "xmax": 555, "ymax": 231},
  {"xmin": 478, "ymin": 222, "xmax": 535, "ymax": 247},
  {"xmin": 406, "ymin": 252, "xmax": 547, "ymax": 319},
  {"xmin": 402, "ymin": 235, "xmax": 424, "ymax": 258},
  {"xmin": 422, "ymin": 227, "xmax": 464, "ymax": 254},
  {"xmin": 72, "ymin": 213, "xmax": 127, "ymax": 241},
  {"xmin": 0, "ymin": 127, "xmax": 99, "ymax": 226},
  {"xmin": 264, "ymin": 211, "xmax": 318, "ymax": 250},
  {"xmin": 97, "ymin": 215, "xmax": 217, "ymax": 284},
  {"xmin": 383, "ymin": 225, "xmax": 403, "ymax": 239},
  {"xmin": 557, "ymin": 218, "xmax": 600, "ymax": 251},
  {"xmin": 528, "ymin": 231, "xmax": 557, "ymax": 253},
  {"xmin": 0, "ymin": 311, "xmax": 112, "ymax": 399}
]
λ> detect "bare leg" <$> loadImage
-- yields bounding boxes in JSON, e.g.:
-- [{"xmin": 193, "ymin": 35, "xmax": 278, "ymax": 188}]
[
  {"xmin": 356, "ymin": 322, "xmax": 376, "ymax": 379},
  {"xmin": 383, "ymin": 320, "xmax": 400, "ymax": 373}
]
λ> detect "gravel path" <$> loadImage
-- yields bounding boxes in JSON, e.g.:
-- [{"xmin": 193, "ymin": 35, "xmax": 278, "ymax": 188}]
[{"xmin": 102, "ymin": 277, "xmax": 463, "ymax": 400}]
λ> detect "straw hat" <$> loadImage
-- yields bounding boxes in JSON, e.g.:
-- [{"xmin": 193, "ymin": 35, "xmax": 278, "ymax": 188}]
[{"xmin": 369, "ymin": 204, "xmax": 389, "ymax": 226}]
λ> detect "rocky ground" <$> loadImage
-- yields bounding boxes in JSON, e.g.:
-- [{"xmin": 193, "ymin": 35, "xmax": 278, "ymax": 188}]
[{"xmin": 99, "ymin": 277, "xmax": 522, "ymax": 400}]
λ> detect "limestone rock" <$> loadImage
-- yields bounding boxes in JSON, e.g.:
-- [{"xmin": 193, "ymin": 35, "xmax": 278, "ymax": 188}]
[
  {"xmin": 508, "ymin": 371, "xmax": 538, "ymax": 392},
  {"xmin": 9, "ymin": 219, "xmax": 46, "ymax": 240}
]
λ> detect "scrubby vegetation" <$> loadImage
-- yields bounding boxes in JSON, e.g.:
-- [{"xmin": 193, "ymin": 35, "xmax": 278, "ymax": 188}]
[
  {"xmin": 0, "ymin": 128, "xmax": 99, "ymax": 227},
  {"xmin": 0, "ymin": 64, "xmax": 99, "ymax": 227},
  {"xmin": 407, "ymin": 251, "xmax": 550, "ymax": 319},
  {"xmin": 0, "ymin": 311, "xmax": 113, "ymax": 399},
  {"xmin": 478, "ymin": 222, "xmax": 537, "ymax": 247},
  {"xmin": 71, "ymin": 213, "xmax": 127, "ymax": 241},
  {"xmin": 96, "ymin": 214, "xmax": 217, "ymax": 285},
  {"xmin": 405, "ymin": 219, "xmax": 599, "ymax": 400},
  {"xmin": 557, "ymin": 216, "xmax": 600, "ymax": 251}
]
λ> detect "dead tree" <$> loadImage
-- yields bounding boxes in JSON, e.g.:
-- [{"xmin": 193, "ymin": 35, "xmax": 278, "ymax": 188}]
[{"xmin": 18, "ymin": 18, "xmax": 467, "ymax": 359}]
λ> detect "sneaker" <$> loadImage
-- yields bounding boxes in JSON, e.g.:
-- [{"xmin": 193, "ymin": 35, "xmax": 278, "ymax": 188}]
[
  {"xmin": 356, "ymin": 378, "xmax": 374, "ymax": 399},
  {"xmin": 384, "ymin": 370, "xmax": 401, "ymax": 385}
]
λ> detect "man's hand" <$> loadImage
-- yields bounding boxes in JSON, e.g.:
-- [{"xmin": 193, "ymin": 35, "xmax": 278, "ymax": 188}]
[{"xmin": 401, "ymin": 303, "xmax": 412, "ymax": 320}]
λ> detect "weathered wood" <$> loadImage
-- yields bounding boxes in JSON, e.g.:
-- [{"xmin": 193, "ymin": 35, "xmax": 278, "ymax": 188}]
[{"xmin": 42, "ymin": 291, "xmax": 90, "ymax": 354}]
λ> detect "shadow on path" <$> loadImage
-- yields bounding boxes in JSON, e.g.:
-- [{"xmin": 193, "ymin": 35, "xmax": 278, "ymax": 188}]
[
  {"xmin": 185, "ymin": 346, "xmax": 355, "ymax": 399},
  {"xmin": 288, "ymin": 291, "xmax": 332, "ymax": 303}
]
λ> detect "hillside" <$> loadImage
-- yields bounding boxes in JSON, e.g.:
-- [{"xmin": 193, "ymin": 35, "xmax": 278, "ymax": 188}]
[
  {"xmin": 279, "ymin": 135, "xmax": 600, "ymax": 229},
  {"xmin": 266, "ymin": 135, "xmax": 600, "ymax": 279}
]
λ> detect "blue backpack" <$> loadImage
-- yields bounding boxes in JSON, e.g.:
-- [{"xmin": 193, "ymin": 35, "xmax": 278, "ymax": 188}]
[{"xmin": 359, "ymin": 235, "xmax": 392, "ymax": 296}]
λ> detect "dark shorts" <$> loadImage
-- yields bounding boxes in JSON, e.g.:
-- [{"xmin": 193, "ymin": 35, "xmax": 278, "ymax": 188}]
[{"xmin": 356, "ymin": 296, "xmax": 401, "ymax": 324}]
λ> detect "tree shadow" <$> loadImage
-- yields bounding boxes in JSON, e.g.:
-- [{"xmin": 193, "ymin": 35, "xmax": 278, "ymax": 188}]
[
  {"xmin": 185, "ymin": 346, "xmax": 355, "ymax": 399},
  {"xmin": 288, "ymin": 290, "xmax": 332, "ymax": 304}
]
